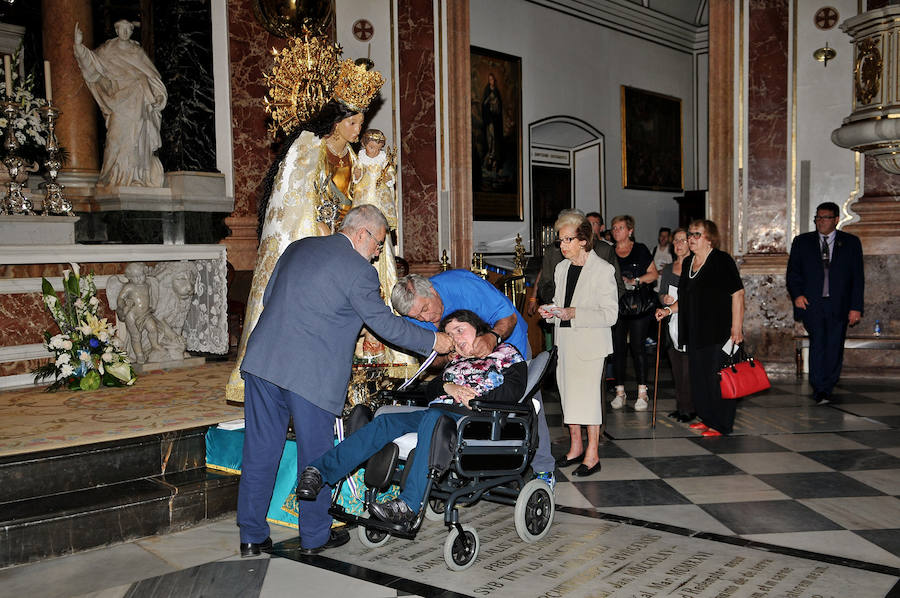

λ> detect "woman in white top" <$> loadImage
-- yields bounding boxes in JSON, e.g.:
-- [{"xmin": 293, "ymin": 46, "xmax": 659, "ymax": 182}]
[{"xmin": 539, "ymin": 212, "xmax": 619, "ymax": 477}]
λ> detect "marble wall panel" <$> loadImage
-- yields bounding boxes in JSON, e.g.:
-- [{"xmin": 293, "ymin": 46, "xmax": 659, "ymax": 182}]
[
  {"xmin": 746, "ymin": 0, "xmax": 789, "ymax": 254},
  {"xmin": 863, "ymin": 155, "xmax": 900, "ymax": 197},
  {"xmin": 741, "ymin": 254, "xmax": 899, "ymax": 372},
  {"xmin": 0, "ymin": 290, "xmax": 116, "ymax": 347},
  {"xmin": 227, "ymin": 0, "xmax": 283, "ymax": 219},
  {"xmin": 154, "ymin": 0, "xmax": 217, "ymax": 172},
  {"xmin": 398, "ymin": 0, "xmax": 439, "ymax": 264}
]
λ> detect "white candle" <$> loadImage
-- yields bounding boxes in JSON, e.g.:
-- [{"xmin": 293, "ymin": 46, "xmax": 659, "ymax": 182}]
[
  {"xmin": 4, "ymin": 55, "xmax": 12, "ymax": 98},
  {"xmin": 43, "ymin": 60, "xmax": 52, "ymax": 102}
]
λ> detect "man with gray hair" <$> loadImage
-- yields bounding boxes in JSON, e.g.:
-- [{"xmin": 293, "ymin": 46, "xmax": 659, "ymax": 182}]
[
  {"xmin": 392, "ymin": 270, "xmax": 557, "ymax": 489},
  {"xmin": 237, "ymin": 205, "xmax": 453, "ymax": 558}
]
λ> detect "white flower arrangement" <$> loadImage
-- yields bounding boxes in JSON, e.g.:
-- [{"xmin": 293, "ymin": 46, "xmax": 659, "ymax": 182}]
[
  {"xmin": 33, "ymin": 263, "xmax": 137, "ymax": 391},
  {"xmin": 0, "ymin": 52, "xmax": 54, "ymax": 168}
]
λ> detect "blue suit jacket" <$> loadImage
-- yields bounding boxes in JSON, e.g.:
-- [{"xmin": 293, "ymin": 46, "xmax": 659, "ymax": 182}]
[
  {"xmin": 786, "ymin": 229, "xmax": 864, "ymax": 321},
  {"xmin": 241, "ymin": 234, "xmax": 435, "ymax": 415}
]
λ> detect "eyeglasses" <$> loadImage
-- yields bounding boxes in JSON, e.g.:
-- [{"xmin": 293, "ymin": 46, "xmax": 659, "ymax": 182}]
[
  {"xmin": 673, "ymin": 238, "xmax": 688, "ymax": 244},
  {"xmin": 558, "ymin": 236, "xmax": 578, "ymax": 244},
  {"xmin": 364, "ymin": 228, "xmax": 385, "ymax": 250},
  {"xmin": 687, "ymin": 231, "xmax": 703, "ymax": 238},
  {"xmin": 813, "ymin": 215, "xmax": 837, "ymax": 222}
]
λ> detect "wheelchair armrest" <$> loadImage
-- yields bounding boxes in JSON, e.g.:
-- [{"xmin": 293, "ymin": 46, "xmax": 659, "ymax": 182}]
[
  {"xmin": 468, "ymin": 399, "xmax": 531, "ymax": 416},
  {"xmin": 376, "ymin": 388, "xmax": 429, "ymax": 406}
]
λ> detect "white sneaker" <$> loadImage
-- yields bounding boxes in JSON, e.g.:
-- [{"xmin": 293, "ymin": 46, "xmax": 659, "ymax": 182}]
[
  {"xmin": 610, "ymin": 388, "xmax": 626, "ymax": 410},
  {"xmin": 634, "ymin": 386, "xmax": 649, "ymax": 411}
]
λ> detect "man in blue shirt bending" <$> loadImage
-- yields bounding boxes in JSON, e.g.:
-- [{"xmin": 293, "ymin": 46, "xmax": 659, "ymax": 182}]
[{"xmin": 391, "ymin": 271, "xmax": 556, "ymax": 489}]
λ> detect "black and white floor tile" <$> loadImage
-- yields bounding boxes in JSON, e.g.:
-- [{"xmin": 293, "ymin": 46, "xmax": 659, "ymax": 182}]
[{"xmin": 0, "ymin": 376, "xmax": 897, "ymax": 597}]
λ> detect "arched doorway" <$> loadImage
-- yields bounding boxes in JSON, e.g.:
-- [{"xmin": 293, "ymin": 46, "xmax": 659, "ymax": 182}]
[{"xmin": 529, "ymin": 117, "xmax": 605, "ymax": 256}]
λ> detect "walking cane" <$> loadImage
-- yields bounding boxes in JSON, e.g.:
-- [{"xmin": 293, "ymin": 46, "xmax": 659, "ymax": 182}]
[{"xmin": 651, "ymin": 319, "xmax": 662, "ymax": 430}]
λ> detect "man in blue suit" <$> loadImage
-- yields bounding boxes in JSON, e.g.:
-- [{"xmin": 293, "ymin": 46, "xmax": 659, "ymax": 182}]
[
  {"xmin": 787, "ymin": 201, "xmax": 864, "ymax": 405},
  {"xmin": 237, "ymin": 205, "xmax": 454, "ymax": 556}
]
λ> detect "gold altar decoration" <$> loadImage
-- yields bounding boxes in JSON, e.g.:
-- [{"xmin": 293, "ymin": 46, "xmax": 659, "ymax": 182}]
[
  {"xmin": 344, "ymin": 361, "xmax": 421, "ymax": 418},
  {"xmin": 253, "ymin": 0, "xmax": 333, "ymax": 38},
  {"xmin": 332, "ymin": 59, "xmax": 385, "ymax": 113},
  {"xmin": 263, "ymin": 30, "xmax": 341, "ymax": 136}
]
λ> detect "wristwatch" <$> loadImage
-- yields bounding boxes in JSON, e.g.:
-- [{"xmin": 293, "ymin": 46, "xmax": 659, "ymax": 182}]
[{"xmin": 489, "ymin": 330, "xmax": 503, "ymax": 346}]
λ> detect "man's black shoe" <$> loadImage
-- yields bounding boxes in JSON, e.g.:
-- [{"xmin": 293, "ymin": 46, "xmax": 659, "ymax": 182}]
[
  {"xmin": 297, "ymin": 466, "xmax": 323, "ymax": 500},
  {"xmin": 239, "ymin": 537, "xmax": 272, "ymax": 557},
  {"xmin": 369, "ymin": 498, "xmax": 417, "ymax": 531},
  {"xmin": 298, "ymin": 528, "xmax": 350, "ymax": 555},
  {"xmin": 814, "ymin": 391, "xmax": 831, "ymax": 406}
]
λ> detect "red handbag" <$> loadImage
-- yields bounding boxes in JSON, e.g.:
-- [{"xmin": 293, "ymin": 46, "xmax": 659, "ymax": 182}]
[{"xmin": 719, "ymin": 345, "xmax": 771, "ymax": 399}]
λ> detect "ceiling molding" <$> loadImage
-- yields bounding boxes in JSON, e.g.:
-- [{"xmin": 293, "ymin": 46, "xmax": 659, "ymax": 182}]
[{"xmin": 527, "ymin": 0, "xmax": 708, "ymax": 53}]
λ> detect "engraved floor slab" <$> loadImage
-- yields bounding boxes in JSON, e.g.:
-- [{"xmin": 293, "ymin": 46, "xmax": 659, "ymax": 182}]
[{"xmin": 279, "ymin": 501, "xmax": 899, "ymax": 598}]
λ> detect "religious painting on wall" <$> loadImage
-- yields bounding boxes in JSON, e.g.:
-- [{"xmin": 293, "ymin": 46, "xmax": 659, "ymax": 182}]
[
  {"xmin": 620, "ymin": 86, "xmax": 684, "ymax": 192},
  {"xmin": 471, "ymin": 46, "xmax": 522, "ymax": 220}
]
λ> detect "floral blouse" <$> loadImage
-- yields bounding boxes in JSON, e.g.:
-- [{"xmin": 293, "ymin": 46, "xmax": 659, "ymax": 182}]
[{"xmin": 426, "ymin": 342, "xmax": 527, "ymax": 410}]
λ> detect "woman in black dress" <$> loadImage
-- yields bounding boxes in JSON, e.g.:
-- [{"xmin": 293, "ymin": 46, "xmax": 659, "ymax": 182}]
[{"xmin": 655, "ymin": 220, "xmax": 745, "ymax": 436}]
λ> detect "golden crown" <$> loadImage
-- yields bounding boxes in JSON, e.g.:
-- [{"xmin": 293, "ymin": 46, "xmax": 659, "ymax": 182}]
[
  {"xmin": 263, "ymin": 31, "xmax": 341, "ymax": 136},
  {"xmin": 332, "ymin": 59, "xmax": 385, "ymax": 113}
]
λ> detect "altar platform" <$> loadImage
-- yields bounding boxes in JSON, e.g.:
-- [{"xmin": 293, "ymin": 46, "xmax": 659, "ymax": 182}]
[{"xmin": 0, "ymin": 361, "xmax": 243, "ymax": 568}]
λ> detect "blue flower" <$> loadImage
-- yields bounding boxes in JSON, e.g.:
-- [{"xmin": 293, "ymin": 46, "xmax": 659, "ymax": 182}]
[{"xmin": 88, "ymin": 337, "xmax": 100, "ymax": 349}]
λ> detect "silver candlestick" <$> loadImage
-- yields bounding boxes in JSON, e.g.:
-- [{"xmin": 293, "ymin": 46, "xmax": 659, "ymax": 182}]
[
  {"xmin": 40, "ymin": 102, "xmax": 71, "ymax": 215},
  {"xmin": 1, "ymin": 100, "xmax": 32, "ymax": 215}
]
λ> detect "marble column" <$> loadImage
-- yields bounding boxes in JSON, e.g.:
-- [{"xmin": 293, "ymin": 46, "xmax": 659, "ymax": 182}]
[
  {"xmin": 398, "ymin": 0, "xmax": 439, "ymax": 272},
  {"xmin": 221, "ymin": 0, "xmax": 283, "ymax": 270},
  {"xmin": 41, "ymin": 0, "xmax": 100, "ymax": 205},
  {"xmin": 708, "ymin": 0, "xmax": 735, "ymax": 250},
  {"xmin": 447, "ymin": 0, "xmax": 472, "ymax": 269},
  {"xmin": 745, "ymin": 0, "xmax": 789, "ymax": 256}
]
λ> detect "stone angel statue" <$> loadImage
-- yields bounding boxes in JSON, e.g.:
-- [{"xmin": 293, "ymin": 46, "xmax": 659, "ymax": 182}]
[{"xmin": 107, "ymin": 262, "xmax": 195, "ymax": 364}]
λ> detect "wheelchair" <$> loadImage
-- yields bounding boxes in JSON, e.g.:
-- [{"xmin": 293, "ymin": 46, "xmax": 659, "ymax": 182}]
[{"xmin": 328, "ymin": 348, "xmax": 558, "ymax": 571}]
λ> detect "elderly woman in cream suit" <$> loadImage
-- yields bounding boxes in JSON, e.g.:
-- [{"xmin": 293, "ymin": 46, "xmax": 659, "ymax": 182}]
[{"xmin": 540, "ymin": 212, "xmax": 619, "ymax": 477}]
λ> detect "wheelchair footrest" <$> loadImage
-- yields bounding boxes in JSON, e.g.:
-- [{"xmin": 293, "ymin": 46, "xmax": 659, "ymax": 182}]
[{"xmin": 329, "ymin": 505, "xmax": 420, "ymax": 540}]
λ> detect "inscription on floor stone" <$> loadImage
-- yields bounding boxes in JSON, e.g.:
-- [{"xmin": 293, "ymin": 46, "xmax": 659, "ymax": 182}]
[{"xmin": 324, "ymin": 503, "xmax": 898, "ymax": 597}]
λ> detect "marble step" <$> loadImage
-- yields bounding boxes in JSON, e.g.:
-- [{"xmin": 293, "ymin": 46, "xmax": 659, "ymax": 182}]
[
  {"xmin": 0, "ymin": 427, "xmax": 208, "ymax": 503},
  {"xmin": 0, "ymin": 467, "xmax": 239, "ymax": 568}
]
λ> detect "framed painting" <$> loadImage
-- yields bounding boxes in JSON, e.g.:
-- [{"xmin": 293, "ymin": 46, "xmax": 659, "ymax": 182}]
[
  {"xmin": 471, "ymin": 46, "xmax": 522, "ymax": 220},
  {"xmin": 620, "ymin": 86, "xmax": 684, "ymax": 192}
]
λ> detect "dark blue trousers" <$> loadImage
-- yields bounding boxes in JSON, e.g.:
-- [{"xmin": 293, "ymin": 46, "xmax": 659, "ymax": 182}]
[
  {"xmin": 311, "ymin": 408, "xmax": 462, "ymax": 513},
  {"xmin": 802, "ymin": 299, "xmax": 848, "ymax": 395},
  {"xmin": 237, "ymin": 373, "xmax": 335, "ymax": 550}
]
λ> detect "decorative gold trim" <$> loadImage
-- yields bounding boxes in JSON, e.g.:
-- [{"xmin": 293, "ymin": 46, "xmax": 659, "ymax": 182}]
[
  {"xmin": 436, "ymin": 0, "xmax": 446, "ymax": 191},
  {"xmin": 842, "ymin": 152, "xmax": 862, "ymax": 229},
  {"xmin": 854, "ymin": 36, "xmax": 882, "ymax": 106},
  {"xmin": 790, "ymin": 0, "xmax": 798, "ymax": 242}
]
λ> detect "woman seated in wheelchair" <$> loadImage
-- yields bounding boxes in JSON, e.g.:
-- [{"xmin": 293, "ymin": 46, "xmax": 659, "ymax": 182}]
[{"xmin": 297, "ymin": 309, "xmax": 526, "ymax": 531}]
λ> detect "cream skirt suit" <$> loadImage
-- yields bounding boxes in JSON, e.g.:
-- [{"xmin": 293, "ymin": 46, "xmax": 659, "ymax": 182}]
[{"xmin": 552, "ymin": 250, "xmax": 619, "ymax": 425}]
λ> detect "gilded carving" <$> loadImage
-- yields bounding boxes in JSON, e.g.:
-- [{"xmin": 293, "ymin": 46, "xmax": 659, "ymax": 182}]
[{"xmin": 854, "ymin": 37, "xmax": 882, "ymax": 106}]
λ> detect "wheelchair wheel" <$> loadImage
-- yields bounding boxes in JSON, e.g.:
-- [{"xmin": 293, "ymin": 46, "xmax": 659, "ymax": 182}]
[
  {"xmin": 424, "ymin": 498, "xmax": 446, "ymax": 522},
  {"xmin": 357, "ymin": 524, "xmax": 391, "ymax": 548},
  {"xmin": 443, "ymin": 524, "xmax": 479, "ymax": 571},
  {"xmin": 514, "ymin": 479, "xmax": 555, "ymax": 543}
]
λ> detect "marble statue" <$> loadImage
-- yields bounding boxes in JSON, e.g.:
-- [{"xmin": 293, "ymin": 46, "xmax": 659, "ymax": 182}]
[
  {"xmin": 149, "ymin": 261, "xmax": 199, "ymax": 345},
  {"xmin": 74, "ymin": 20, "xmax": 167, "ymax": 188},
  {"xmin": 107, "ymin": 262, "xmax": 197, "ymax": 364}
]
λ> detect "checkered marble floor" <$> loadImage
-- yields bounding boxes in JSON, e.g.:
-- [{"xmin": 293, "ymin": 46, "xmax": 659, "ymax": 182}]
[{"xmin": 543, "ymin": 376, "xmax": 900, "ymax": 569}]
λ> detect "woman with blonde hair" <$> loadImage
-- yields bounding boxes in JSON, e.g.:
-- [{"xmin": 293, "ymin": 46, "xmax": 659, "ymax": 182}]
[
  {"xmin": 539, "ymin": 212, "xmax": 618, "ymax": 476},
  {"xmin": 609, "ymin": 215, "xmax": 659, "ymax": 411}
]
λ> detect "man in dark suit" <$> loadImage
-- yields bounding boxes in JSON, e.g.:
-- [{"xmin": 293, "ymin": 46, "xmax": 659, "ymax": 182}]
[
  {"xmin": 237, "ymin": 205, "xmax": 453, "ymax": 556},
  {"xmin": 786, "ymin": 201, "xmax": 864, "ymax": 405}
]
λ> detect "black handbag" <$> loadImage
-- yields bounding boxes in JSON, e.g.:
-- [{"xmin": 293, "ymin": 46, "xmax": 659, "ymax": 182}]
[{"xmin": 619, "ymin": 283, "xmax": 658, "ymax": 316}]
